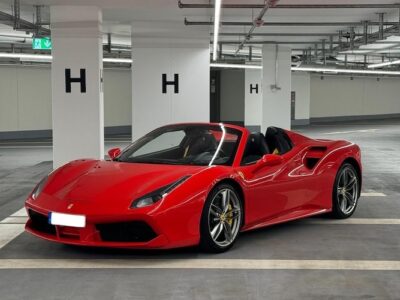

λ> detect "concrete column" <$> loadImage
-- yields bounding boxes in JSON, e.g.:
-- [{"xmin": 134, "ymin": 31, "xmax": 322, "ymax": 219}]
[
  {"xmin": 131, "ymin": 22, "xmax": 210, "ymax": 140},
  {"xmin": 261, "ymin": 45, "xmax": 292, "ymax": 131},
  {"xmin": 244, "ymin": 69, "xmax": 262, "ymax": 132},
  {"xmin": 51, "ymin": 6, "xmax": 104, "ymax": 169}
]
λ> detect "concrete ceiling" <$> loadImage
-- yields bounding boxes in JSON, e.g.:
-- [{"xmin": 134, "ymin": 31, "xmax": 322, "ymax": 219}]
[
  {"xmin": 0, "ymin": 0, "xmax": 400, "ymax": 63},
  {"xmin": 1, "ymin": 1, "xmax": 399, "ymax": 40}
]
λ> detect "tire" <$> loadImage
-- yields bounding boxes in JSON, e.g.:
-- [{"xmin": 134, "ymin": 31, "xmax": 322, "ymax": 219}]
[
  {"xmin": 199, "ymin": 184, "xmax": 243, "ymax": 253},
  {"xmin": 331, "ymin": 163, "xmax": 360, "ymax": 219}
]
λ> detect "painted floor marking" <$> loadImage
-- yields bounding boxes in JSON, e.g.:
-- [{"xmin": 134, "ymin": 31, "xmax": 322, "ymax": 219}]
[
  {"xmin": 0, "ymin": 208, "xmax": 27, "ymax": 249},
  {"xmin": 361, "ymin": 192, "xmax": 386, "ymax": 197},
  {"xmin": 0, "ymin": 224, "xmax": 25, "ymax": 249},
  {"xmin": 10, "ymin": 208, "xmax": 28, "ymax": 217},
  {"xmin": 324, "ymin": 129, "xmax": 378, "ymax": 135},
  {"xmin": 305, "ymin": 218, "xmax": 400, "ymax": 225},
  {"xmin": 0, "ymin": 258, "xmax": 400, "ymax": 270}
]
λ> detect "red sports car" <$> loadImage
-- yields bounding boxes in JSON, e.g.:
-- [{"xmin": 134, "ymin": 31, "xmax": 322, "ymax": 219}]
[{"xmin": 25, "ymin": 123, "xmax": 362, "ymax": 252}]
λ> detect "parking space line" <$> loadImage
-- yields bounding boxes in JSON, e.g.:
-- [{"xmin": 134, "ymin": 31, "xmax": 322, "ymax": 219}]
[
  {"xmin": 324, "ymin": 129, "xmax": 378, "ymax": 135},
  {"xmin": 0, "ymin": 224, "xmax": 25, "ymax": 249},
  {"xmin": 0, "ymin": 216, "xmax": 27, "ymax": 224},
  {"xmin": 0, "ymin": 258, "xmax": 399, "ymax": 270},
  {"xmin": 361, "ymin": 192, "xmax": 386, "ymax": 197},
  {"xmin": 0, "ymin": 208, "xmax": 27, "ymax": 249},
  {"xmin": 304, "ymin": 218, "xmax": 400, "ymax": 225},
  {"xmin": 10, "ymin": 208, "xmax": 27, "ymax": 217}
]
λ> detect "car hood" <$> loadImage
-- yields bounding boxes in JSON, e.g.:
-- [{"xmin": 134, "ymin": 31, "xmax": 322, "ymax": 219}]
[{"xmin": 40, "ymin": 160, "xmax": 206, "ymax": 210}]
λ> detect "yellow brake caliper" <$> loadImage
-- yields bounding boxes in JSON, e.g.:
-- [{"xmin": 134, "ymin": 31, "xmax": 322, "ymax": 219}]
[{"xmin": 226, "ymin": 204, "xmax": 233, "ymax": 226}]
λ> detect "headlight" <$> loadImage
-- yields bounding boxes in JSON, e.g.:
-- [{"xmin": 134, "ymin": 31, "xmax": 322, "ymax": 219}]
[
  {"xmin": 131, "ymin": 176, "xmax": 190, "ymax": 208},
  {"xmin": 31, "ymin": 176, "xmax": 48, "ymax": 200}
]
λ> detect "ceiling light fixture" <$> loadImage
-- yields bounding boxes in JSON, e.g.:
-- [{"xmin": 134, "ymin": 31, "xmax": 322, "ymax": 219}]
[
  {"xmin": 0, "ymin": 53, "xmax": 52, "ymax": 61},
  {"xmin": 211, "ymin": 63, "xmax": 400, "ymax": 75},
  {"xmin": 367, "ymin": 59, "xmax": 400, "ymax": 69},
  {"xmin": 103, "ymin": 58, "xmax": 132, "ymax": 63},
  {"xmin": 212, "ymin": 0, "xmax": 222, "ymax": 61},
  {"xmin": 210, "ymin": 63, "xmax": 262, "ymax": 69},
  {"xmin": 293, "ymin": 66, "xmax": 400, "ymax": 75},
  {"xmin": 0, "ymin": 53, "xmax": 132, "ymax": 64}
]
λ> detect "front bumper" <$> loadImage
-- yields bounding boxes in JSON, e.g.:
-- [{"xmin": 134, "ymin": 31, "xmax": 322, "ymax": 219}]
[{"xmin": 25, "ymin": 206, "xmax": 170, "ymax": 249}]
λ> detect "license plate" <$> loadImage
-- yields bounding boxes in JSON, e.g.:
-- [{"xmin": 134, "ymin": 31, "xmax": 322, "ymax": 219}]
[{"xmin": 48, "ymin": 212, "xmax": 86, "ymax": 228}]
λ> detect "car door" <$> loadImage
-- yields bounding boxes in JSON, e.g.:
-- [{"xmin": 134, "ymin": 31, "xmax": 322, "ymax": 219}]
[{"xmin": 240, "ymin": 150, "xmax": 306, "ymax": 226}]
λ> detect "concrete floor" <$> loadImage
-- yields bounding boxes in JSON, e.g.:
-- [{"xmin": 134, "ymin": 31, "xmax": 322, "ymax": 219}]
[{"xmin": 0, "ymin": 120, "xmax": 399, "ymax": 299}]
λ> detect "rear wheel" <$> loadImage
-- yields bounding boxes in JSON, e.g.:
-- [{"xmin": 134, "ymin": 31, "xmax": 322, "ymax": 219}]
[
  {"xmin": 332, "ymin": 163, "xmax": 360, "ymax": 219},
  {"xmin": 200, "ymin": 184, "xmax": 242, "ymax": 253}
]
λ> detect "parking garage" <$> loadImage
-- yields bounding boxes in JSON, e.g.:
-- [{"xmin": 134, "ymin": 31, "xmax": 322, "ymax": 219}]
[{"xmin": 0, "ymin": 1, "xmax": 400, "ymax": 299}]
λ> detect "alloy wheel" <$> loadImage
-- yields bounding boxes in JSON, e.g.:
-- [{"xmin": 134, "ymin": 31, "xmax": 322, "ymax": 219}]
[
  {"xmin": 208, "ymin": 188, "xmax": 241, "ymax": 248},
  {"xmin": 336, "ymin": 166, "xmax": 359, "ymax": 215}
]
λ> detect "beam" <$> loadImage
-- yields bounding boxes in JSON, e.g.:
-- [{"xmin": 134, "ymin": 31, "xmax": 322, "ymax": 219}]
[{"xmin": 179, "ymin": 2, "xmax": 400, "ymax": 9}]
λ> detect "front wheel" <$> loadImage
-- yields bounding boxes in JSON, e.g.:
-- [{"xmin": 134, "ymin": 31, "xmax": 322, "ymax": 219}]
[
  {"xmin": 331, "ymin": 163, "xmax": 360, "ymax": 219},
  {"xmin": 199, "ymin": 184, "xmax": 243, "ymax": 253}
]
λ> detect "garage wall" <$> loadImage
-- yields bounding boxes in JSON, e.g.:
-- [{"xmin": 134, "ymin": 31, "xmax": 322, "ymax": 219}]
[
  {"xmin": 220, "ymin": 69, "xmax": 245, "ymax": 124},
  {"xmin": 0, "ymin": 66, "xmax": 52, "ymax": 132},
  {"xmin": 103, "ymin": 69, "xmax": 131, "ymax": 127},
  {"xmin": 292, "ymin": 73, "xmax": 310, "ymax": 125},
  {"xmin": 310, "ymin": 75, "xmax": 400, "ymax": 120},
  {"xmin": 0, "ymin": 66, "xmax": 131, "ymax": 136}
]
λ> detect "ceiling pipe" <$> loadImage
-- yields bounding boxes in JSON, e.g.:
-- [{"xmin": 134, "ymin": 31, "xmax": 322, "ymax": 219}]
[
  {"xmin": 235, "ymin": 0, "xmax": 279, "ymax": 55},
  {"xmin": 398, "ymin": 8, "xmax": 400, "ymax": 35},
  {"xmin": 378, "ymin": 13, "xmax": 385, "ymax": 40},
  {"xmin": 215, "ymin": 41, "xmax": 400, "ymax": 45},
  {"xmin": 363, "ymin": 21, "xmax": 369, "ymax": 45},
  {"xmin": 179, "ymin": 2, "xmax": 400, "ymax": 9},
  {"xmin": 35, "ymin": 5, "xmax": 42, "ymax": 37},
  {"xmin": 13, "ymin": 0, "xmax": 20, "ymax": 30},
  {"xmin": 185, "ymin": 19, "xmax": 399, "ymax": 27},
  {"xmin": 216, "ymin": 32, "xmax": 364, "ymax": 37}
]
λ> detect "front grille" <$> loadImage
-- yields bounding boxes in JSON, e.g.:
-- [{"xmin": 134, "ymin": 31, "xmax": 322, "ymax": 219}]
[
  {"xmin": 96, "ymin": 221, "xmax": 157, "ymax": 242},
  {"xmin": 28, "ymin": 210, "xmax": 56, "ymax": 235}
]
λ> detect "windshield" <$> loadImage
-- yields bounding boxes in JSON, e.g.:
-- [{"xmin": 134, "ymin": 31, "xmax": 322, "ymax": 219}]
[{"xmin": 117, "ymin": 124, "xmax": 242, "ymax": 166}]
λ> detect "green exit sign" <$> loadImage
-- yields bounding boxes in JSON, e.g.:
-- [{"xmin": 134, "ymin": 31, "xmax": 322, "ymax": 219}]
[{"xmin": 32, "ymin": 37, "xmax": 52, "ymax": 50}]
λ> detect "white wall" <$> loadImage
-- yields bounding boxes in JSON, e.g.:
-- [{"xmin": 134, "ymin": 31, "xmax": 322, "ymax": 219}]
[
  {"xmin": 103, "ymin": 69, "xmax": 131, "ymax": 127},
  {"xmin": 220, "ymin": 69, "xmax": 245, "ymax": 123},
  {"xmin": 244, "ymin": 69, "xmax": 262, "ymax": 127},
  {"xmin": 0, "ymin": 66, "xmax": 131, "ymax": 133},
  {"xmin": 292, "ymin": 73, "xmax": 311, "ymax": 122},
  {"xmin": 310, "ymin": 75, "xmax": 400, "ymax": 118},
  {"xmin": 0, "ymin": 66, "xmax": 52, "ymax": 132}
]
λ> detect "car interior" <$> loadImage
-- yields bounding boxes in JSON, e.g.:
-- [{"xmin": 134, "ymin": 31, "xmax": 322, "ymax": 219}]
[{"xmin": 241, "ymin": 127, "xmax": 293, "ymax": 165}]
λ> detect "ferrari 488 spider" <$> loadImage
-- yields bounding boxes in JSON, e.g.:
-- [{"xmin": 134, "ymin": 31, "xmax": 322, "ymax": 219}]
[{"xmin": 25, "ymin": 123, "xmax": 361, "ymax": 252}]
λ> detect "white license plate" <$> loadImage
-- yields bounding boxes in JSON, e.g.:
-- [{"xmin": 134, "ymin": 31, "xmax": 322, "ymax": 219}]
[{"xmin": 49, "ymin": 212, "xmax": 86, "ymax": 228}]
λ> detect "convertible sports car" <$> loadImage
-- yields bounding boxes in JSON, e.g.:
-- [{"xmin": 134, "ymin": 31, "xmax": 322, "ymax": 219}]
[{"xmin": 25, "ymin": 123, "xmax": 362, "ymax": 252}]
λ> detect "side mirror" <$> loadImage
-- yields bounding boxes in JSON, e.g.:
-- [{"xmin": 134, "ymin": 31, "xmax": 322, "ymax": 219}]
[
  {"xmin": 254, "ymin": 154, "xmax": 283, "ymax": 171},
  {"xmin": 108, "ymin": 148, "xmax": 121, "ymax": 160}
]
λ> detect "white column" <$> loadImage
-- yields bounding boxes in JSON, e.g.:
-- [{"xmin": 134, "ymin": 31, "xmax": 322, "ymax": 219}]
[
  {"xmin": 261, "ymin": 45, "xmax": 292, "ymax": 132},
  {"xmin": 131, "ymin": 23, "xmax": 210, "ymax": 140},
  {"xmin": 51, "ymin": 6, "xmax": 104, "ymax": 169},
  {"xmin": 244, "ymin": 69, "xmax": 262, "ymax": 131}
]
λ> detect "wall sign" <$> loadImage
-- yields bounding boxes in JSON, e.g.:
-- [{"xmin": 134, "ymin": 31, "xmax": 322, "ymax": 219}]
[
  {"xmin": 162, "ymin": 73, "xmax": 179, "ymax": 94},
  {"xmin": 250, "ymin": 83, "xmax": 259, "ymax": 94},
  {"xmin": 32, "ymin": 37, "xmax": 52, "ymax": 50},
  {"xmin": 65, "ymin": 68, "xmax": 86, "ymax": 93}
]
